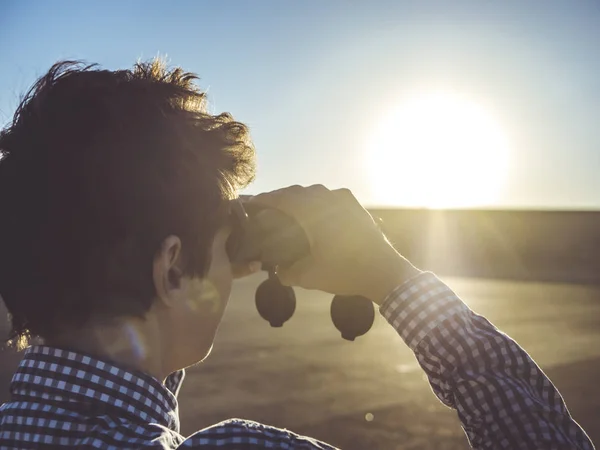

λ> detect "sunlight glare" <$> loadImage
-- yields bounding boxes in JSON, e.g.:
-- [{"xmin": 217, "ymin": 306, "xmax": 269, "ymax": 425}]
[{"xmin": 366, "ymin": 92, "xmax": 510, "ymax": 208}]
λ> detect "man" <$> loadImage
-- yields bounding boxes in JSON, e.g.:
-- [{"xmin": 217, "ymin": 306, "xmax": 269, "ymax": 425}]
[{"xmin": 0, "ymin": 60, "xmax": 593, "ymax": 449}]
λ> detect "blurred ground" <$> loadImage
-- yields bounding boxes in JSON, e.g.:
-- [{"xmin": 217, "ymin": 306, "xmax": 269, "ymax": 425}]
[{"xmin": 0, "ymin": 274, "xmax": 598, "ymax": 449}]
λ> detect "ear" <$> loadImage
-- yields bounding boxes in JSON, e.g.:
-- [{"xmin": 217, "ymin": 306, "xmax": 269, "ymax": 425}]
[{"xmin": 153, "ymin": 235, "xmax": 183, "ymax": 307}]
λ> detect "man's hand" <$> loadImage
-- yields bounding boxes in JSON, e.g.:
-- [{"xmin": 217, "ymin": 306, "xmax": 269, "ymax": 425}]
[
  {"xmin": 231, "ymin": 260, "xmax": 262, "ymax": 279},
  {"xmin": 248, "ymin": 185, "xmax": 421, "ymax": 305}
]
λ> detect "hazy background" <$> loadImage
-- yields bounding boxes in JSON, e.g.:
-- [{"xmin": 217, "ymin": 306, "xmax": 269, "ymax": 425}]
[
  {"xmin": 1, "ymin": 2, "xmax": 599, "ymax": 449},
  {"xmin": 2, "ymin": 0, "xmax": 600, "ymax": 209}
]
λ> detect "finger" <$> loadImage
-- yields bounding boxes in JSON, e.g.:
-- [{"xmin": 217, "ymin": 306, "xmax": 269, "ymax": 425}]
[
  {"xmin": 249, "ymin": 185, "xmax": 321, "ymax": 221},
  {"xmin": 231, "ymin": 261, "xmax": 262, "ymax": 279},
  {"xmin": 332, "ymin": 187, "xmax": 357, "ymax": 204},
  {"xmin": 333, "ymin": 188, "xmax": 369, "ymax": 213},
  {"xmin": 276, "ymin": 255, "xmax": 315, "ymax": 288},
  {"xmin": 248, "ymin": 184, "xmax": 331, "ymax": 211},
  {"xmin": 249, "ymin": 185, "xmax": 333, "ymax": 257},
  {"xmin": 306, "ymin": 184, "xmax": 329, "ymax": 194},
  {"xmin": 246, "ymin": 186, "xmax": 302, "ymax": 212},
  {"xmin": 332, "ymin": 188, "xmax": 378, "ymax": 223}
]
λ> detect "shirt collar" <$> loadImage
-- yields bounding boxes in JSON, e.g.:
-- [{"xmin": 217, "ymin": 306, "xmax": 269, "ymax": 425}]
[{"xmin": 10, "ymin": 345, "xmax": 180, "ymax": 432}]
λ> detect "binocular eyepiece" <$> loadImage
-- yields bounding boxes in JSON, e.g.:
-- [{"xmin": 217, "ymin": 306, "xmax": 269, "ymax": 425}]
[{"xmin": 226, "ymin": 199, "xmax": 375, "ymax": 341}]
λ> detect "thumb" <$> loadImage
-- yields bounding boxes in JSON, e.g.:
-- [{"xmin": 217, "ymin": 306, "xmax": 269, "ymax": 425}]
[
  {"xmin": 232, "ymin": 261, "xmax": 262, "ymax": 279},
  {"xmin": 276, "ymin": 255, "xmax": 316, "ymax": 288}
]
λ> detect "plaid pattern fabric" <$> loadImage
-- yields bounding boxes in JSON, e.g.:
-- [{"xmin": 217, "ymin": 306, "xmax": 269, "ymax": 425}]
[
  {"xmin": 381, "ymin": 272, "xmax": 594, "ymax": 449},
  {"xmin": 0, "ymin": 273, "xmax": 593, "ymax": 449}
]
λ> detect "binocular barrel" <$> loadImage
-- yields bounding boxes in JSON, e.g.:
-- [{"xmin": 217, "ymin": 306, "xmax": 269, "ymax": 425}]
[{"xmin": 227, "ymin": 201, "xmax": 375, "ymax": 341}]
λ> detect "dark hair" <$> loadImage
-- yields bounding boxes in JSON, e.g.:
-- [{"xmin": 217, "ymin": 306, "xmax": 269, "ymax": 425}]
[{"xmin": 0, "ymin": 59, "xmax": 256, "ymax": 348}]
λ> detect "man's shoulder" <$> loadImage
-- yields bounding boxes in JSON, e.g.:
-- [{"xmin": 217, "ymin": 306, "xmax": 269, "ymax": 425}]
[
  {"xmin": 179, "ymin": 418, "xmax": 336, "ymax": 449},
  {"xmin": 0, "ymin": 399, "xmax": 183, "ymax": 448}
]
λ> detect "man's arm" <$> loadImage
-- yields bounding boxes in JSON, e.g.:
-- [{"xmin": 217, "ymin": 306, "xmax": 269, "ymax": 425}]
[
  {"xmin": 248, "ymin": 185, "xmax": 595, "ymax": 449},
  {"xmin": 380, "ymin": 271, "xmax": 594, "ymax": 449}
]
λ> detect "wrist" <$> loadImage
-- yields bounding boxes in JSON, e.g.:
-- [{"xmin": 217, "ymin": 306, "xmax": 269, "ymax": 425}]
[{"xmin": 361, "ymin": 249, "xmax": 422, "ymax": 305}]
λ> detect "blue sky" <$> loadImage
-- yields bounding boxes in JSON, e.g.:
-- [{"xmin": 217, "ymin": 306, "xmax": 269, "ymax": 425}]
[{"xmin": 1, "ymin": 0, "xmax": 600, "ymax": 209}]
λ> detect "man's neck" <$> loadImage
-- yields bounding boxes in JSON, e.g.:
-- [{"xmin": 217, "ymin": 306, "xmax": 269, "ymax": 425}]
[{"xmin": 45, "ymin": 315, "xmax": 169, "ymax": 381}]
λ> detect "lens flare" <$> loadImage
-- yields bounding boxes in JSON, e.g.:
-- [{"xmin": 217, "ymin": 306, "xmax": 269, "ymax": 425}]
[{"xmin": 185, "ymin": 279, "xmax": 222, "ymax": 314}]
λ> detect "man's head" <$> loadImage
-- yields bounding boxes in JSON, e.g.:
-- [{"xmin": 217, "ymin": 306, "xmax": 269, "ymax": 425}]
[{"xmin": 0, "ymin": 60, "xmax": 255, "ymax": 374}]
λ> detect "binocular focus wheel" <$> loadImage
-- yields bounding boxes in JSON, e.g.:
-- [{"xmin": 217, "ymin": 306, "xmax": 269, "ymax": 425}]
[{"xmin": 255, "ymin": 277, "xmax": 296, "ymax": 327}]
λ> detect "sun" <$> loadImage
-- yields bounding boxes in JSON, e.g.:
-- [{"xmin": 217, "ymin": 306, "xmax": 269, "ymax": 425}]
[{"xmin": 365, "ymin": 92, "xmax": 510, "ymax": 208}]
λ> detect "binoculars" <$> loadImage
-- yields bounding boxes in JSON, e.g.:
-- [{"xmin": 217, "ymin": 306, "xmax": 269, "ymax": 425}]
[{"xmin": 226, "ymin": 198, "xmax": 375, "ymax": 341}]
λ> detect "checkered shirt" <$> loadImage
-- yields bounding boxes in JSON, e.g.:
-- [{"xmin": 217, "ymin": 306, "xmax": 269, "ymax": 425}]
[{"xmin": 0, "ymin": 272, "xmax": 594, "ymax": 449}]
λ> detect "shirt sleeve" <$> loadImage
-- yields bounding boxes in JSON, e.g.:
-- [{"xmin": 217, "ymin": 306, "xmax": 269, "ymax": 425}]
[{"xmin": 380, "ymin": 272, "xmax": 594, "ymax": 449}]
